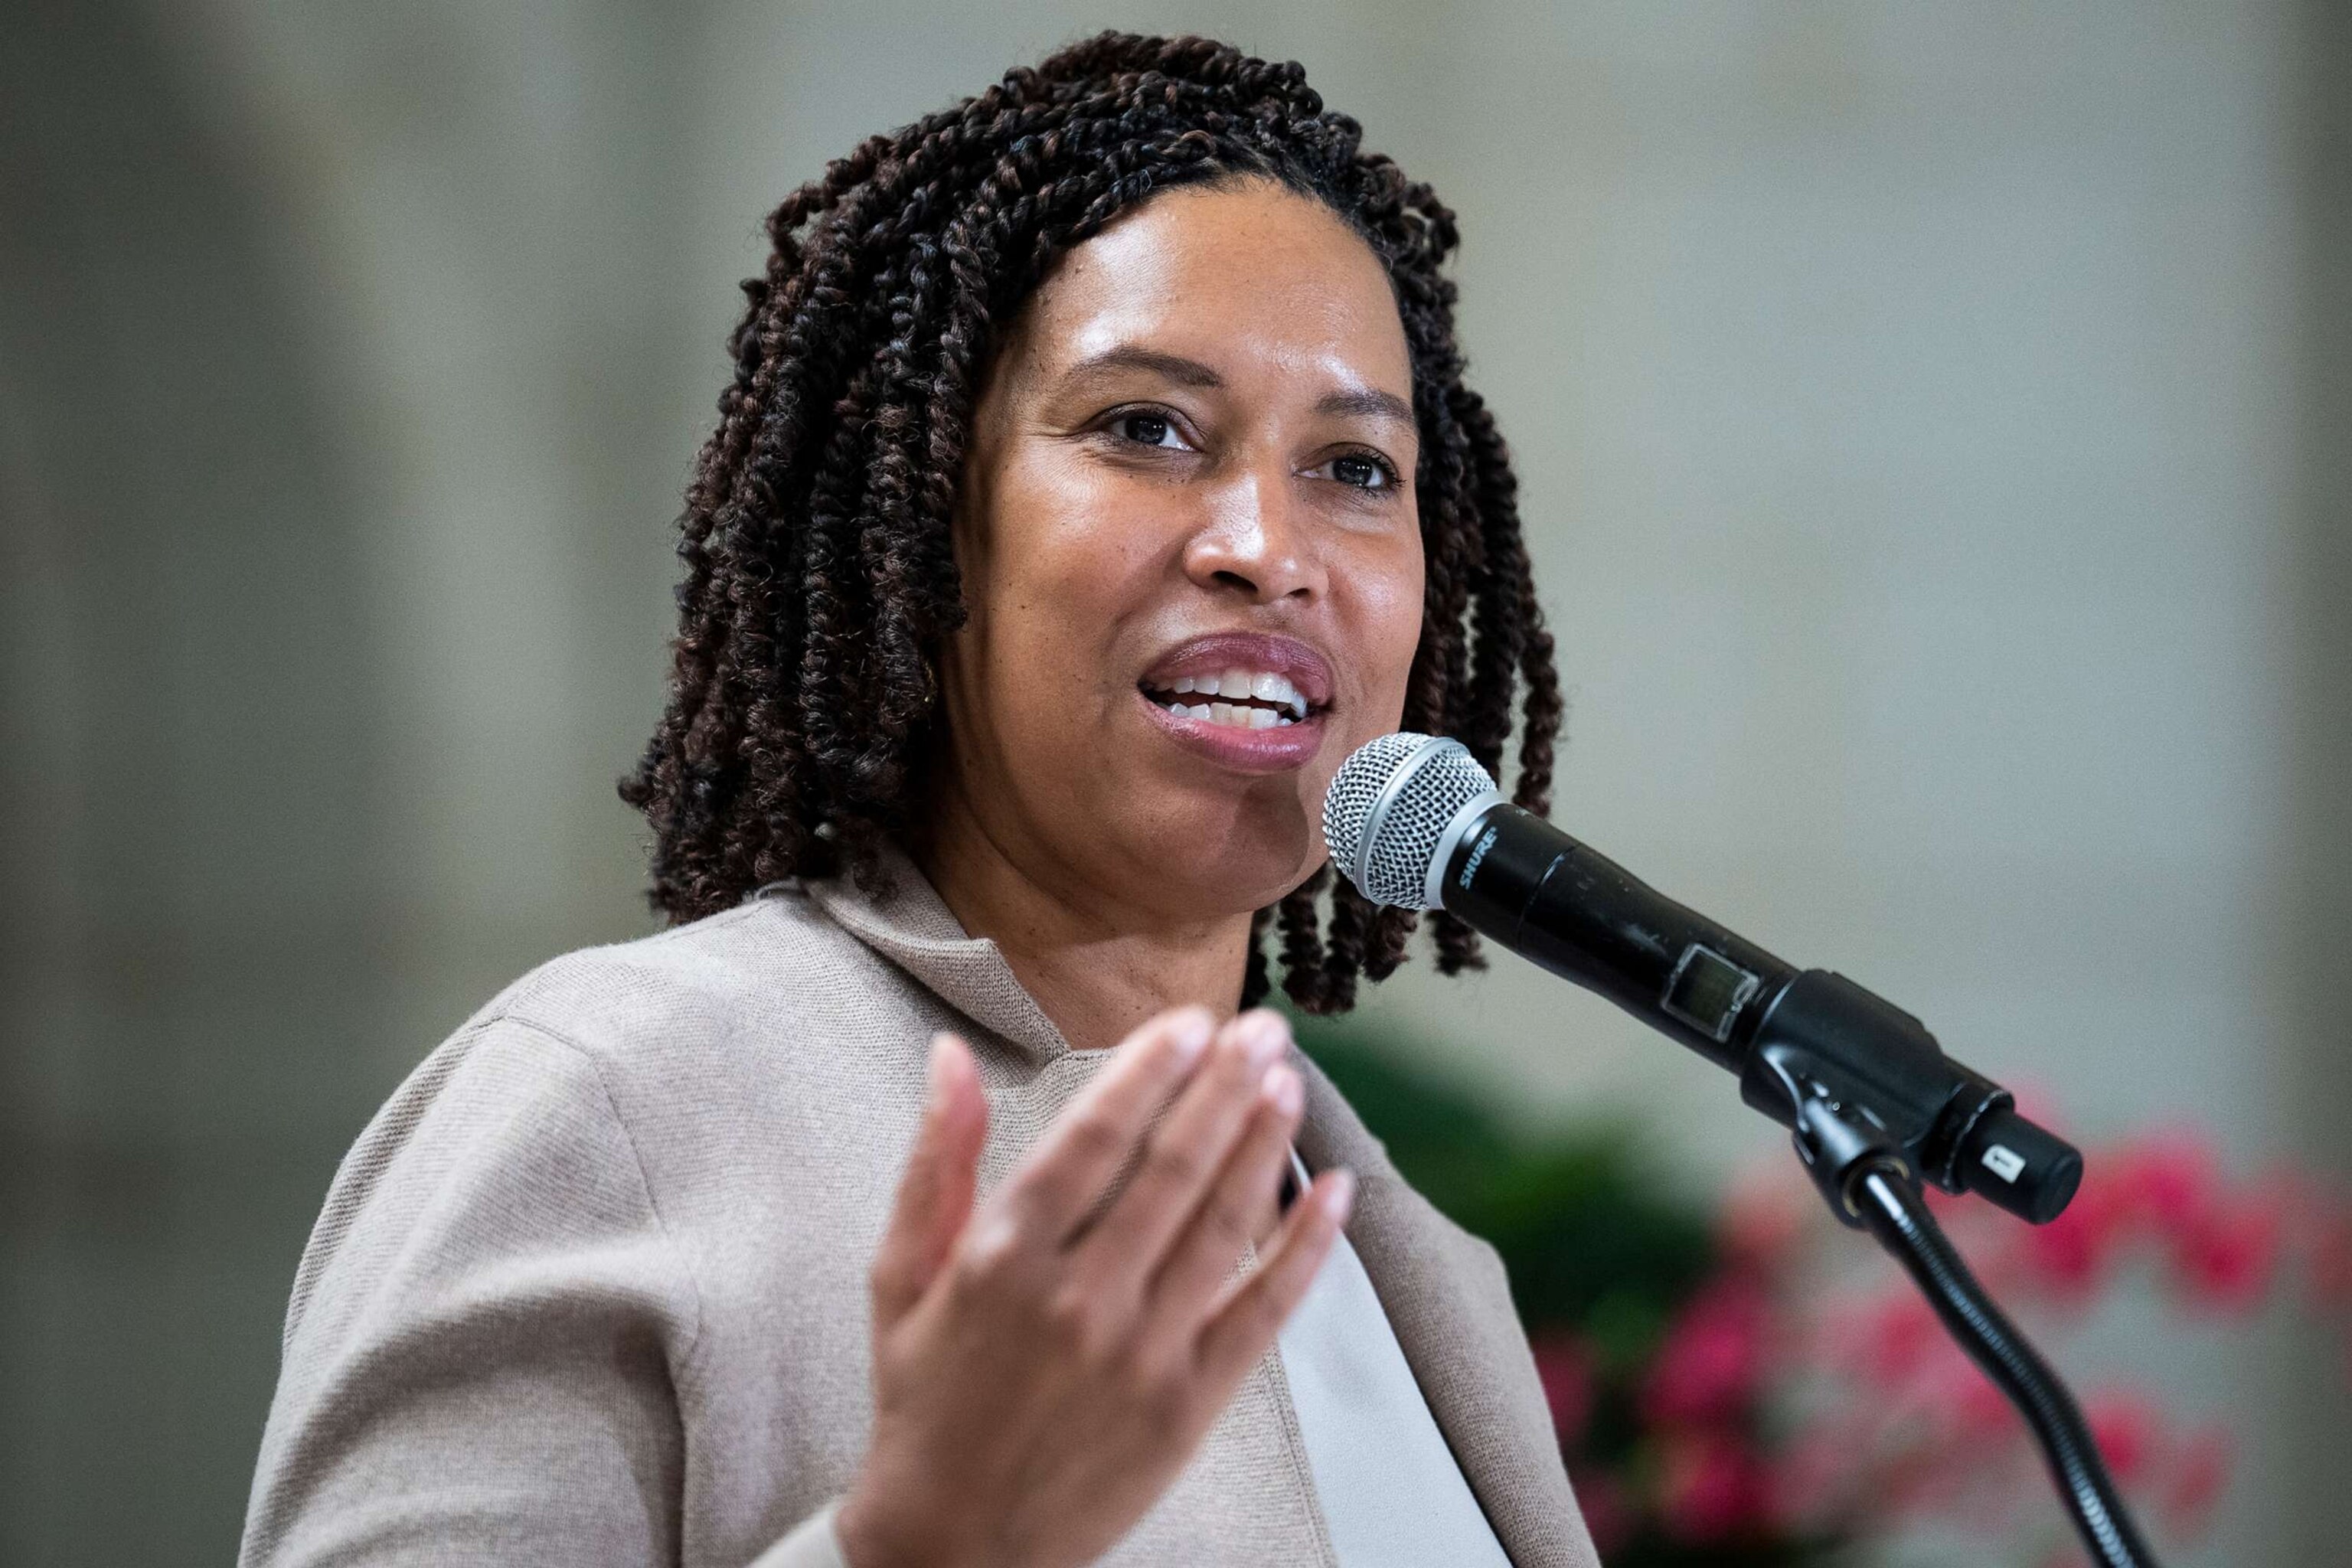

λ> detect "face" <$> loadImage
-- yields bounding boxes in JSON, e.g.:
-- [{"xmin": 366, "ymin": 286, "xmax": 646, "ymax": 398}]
[{"xmin": 935, "ymin": 178, "xmax": 1425, "ymax": 922}]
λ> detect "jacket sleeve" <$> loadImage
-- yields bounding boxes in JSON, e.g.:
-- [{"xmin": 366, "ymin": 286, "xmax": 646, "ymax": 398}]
[{"xmin": 238, "ymin": 1011, "xmax": 790, "ymax": 1566}]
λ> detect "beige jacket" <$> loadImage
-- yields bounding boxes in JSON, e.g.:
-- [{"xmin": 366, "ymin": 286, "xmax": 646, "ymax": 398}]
[{"xmin": 240, "ymin": 843, "xmax": 1598, "ymax": 1568}]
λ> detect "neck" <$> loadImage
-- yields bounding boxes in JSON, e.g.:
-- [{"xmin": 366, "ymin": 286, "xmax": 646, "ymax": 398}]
[{"xmin": 912, "ymin": 784, "xmax": 1254, "ymax": 1055}]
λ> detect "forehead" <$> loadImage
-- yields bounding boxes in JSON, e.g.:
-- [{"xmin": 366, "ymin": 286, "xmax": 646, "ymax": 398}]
[{"xmin": 1008, "ymin": 181, "xmax": 1410, "ymax": 391}]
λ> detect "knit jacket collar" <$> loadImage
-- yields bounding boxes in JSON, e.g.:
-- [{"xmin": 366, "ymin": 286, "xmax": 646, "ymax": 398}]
[{"xmin": 801, "ymin": 837, "xmax": 1072, "ymax": 1063}]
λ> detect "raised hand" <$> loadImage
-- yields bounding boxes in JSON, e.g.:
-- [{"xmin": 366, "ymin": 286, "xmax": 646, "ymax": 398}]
[{"xmin": 835, "ymin": 1005, "xmax": 1353, "ymax": 1568}]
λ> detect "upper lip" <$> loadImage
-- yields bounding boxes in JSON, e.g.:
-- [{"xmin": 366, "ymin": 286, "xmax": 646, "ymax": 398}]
[{"xmin": 1137, "ymin": 632, "xmax": 1336, "ymax": 712}]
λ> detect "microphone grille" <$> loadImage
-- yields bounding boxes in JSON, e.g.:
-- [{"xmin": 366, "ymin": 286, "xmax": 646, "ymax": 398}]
[{"xmin": 1321, "ymin": 733, "xmax": 1501, "ymax": 910}]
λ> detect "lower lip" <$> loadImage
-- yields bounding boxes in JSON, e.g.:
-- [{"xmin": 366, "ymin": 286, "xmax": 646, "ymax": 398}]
[{"xmin": 1136, "ymin": 690, "xmax": 1328, "ymax": 773}]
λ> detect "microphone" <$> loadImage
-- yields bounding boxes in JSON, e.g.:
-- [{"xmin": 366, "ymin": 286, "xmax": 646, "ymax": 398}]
[{"xmin": 1321, "ymin": 733, "xmax": 2082, "ymax": 1225}]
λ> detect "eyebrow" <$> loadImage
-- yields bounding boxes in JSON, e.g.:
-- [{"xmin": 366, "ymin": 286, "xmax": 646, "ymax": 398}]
[{"xmin": 1063, "ymin": 345, "xmax": 1416, "ymax": 426}]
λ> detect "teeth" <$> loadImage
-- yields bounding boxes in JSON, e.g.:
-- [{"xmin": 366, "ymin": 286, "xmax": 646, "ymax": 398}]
[
  {"xmin": 1262, "ymin": 673, "xmax": 1307, "ymax": 718},
  {"xmin": 1151, "ymin": 668, "xmax": 1313, "ymax": 723}
]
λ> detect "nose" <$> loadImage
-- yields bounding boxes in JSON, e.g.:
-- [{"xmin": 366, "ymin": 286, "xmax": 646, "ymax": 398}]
[{"xmin": 1181, "ymin": 466, "xmax": 1326, "ymax": 605}]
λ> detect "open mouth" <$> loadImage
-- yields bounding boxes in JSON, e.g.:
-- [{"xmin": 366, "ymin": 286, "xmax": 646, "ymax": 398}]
[{"xmin": 1139, "ymin": 668, "xmax": 1315, "ymax": 730}]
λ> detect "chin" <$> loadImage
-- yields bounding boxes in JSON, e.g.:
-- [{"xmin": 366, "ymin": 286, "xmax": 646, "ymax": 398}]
[{"xmin": 1108, "ymin": 804, "xmax": 1325, "ymax": 920}]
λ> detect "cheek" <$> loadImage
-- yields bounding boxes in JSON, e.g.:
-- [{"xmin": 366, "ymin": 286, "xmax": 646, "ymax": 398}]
[
  {"xmin": 969, "ymin": 459, "xmax": 1163, "ymax": 720},
  {"xmin": 1348, "ymin": 528, "xmax": 1428, "ymax": 722},
  {"xmin": 1027, "ymin": 482, "xmax": 1165, "ymax": 603}
]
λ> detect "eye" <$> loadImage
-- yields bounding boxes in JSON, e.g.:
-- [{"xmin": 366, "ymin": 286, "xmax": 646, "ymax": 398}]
[
  {"xmin": 1321, "ymin": 450, "xmax": 1402, "ymax": 490},
  {"xmin": 1109, "ymin": 410, "xmax": 1190, "ymax": 450}
]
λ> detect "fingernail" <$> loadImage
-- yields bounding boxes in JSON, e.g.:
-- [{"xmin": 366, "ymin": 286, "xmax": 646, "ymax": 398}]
[
  {"xmin": 926, "ymin": 1034, "xmax": 957, "ymax": 1108},
  {"xmin": 1322, "ymin": 1168, "xmax": 1357, "ymax": 1225},
  {"xmin": 1263, "ymin": 1063, "xmax": 1302, "ymax": 1118},
  {"xmin": 1236, "ymin": 1009, "xmax": 1289, "ymax": 1067},
  {"xmin": 1170, "ymin": 1007, "xmax": 1214, "ymax": 1062}
]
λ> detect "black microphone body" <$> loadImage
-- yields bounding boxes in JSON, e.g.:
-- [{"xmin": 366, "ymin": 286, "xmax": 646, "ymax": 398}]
[
  {"xmin": 1438, "ymin": 799, "xmax": 2081, "ymax": 1225},
  {"xmin": 1442, "ymin": 802, "xmax": 1793, "ymax": 1070}
]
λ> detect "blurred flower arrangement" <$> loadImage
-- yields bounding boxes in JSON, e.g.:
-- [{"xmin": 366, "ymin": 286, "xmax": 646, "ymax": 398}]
[{"xmin": 1292, "ymin": 1015, "xmax": 2352, "ymax": 1566}]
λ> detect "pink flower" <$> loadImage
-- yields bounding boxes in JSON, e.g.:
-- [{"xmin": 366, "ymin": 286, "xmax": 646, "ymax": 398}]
[
  {"xmin": 1686, "ymin": 1122, "xmax": 2349, "ymax": 1563},
  {"xmin": 1566, "ymin": 1466, "xmax": 1638, "ymax": 1557},
  {"xmin": 1883, "ymin": 1337, "xmax": 2017, "ymax": 1472},
  {"xmin": 2115, "ymin": 1132, "xmax": 2220, "ymax": 1233},
  {"xmin": 1658, "ymin": 1429, "xmax": 1776, "ymax": 1542},
  {"xmin": 1529, "ymin": 1333, "xmax": 1597, "ymax": 1444},
  {"xmin": 2168, "ymin": 1181, "xmax": 2287, "ymax": 1315},
  {"xmin": 2008, "ymin": 1129, "xmax": 2233, "ymax": 1302},
  {"xmin": 1717, "ymin": 1171, "xmax": 1808, "ymax": 1275},
  {"xmin": 1762, "ymin": 1427, "xmax": 1853, "ymax": 1528},
  {"xmin": 1642, "ymin": 1279, "xmax": 1770, "ymax": 1426},
  {"xmin": 2017, "ymin": 1169, "xmax": 2132, "ymax": 1298},
  {"xmin": 2082, "ymin": 1390, "xmax": 2164, "ymax": 1485},
  {"xmin": 2160, "ymin": 1424, "xmax": 2230, "ymax": 1540},
  {"xmin": 1846, "ymin": 1289, "xmax": 1941, "ymax": 1387}
]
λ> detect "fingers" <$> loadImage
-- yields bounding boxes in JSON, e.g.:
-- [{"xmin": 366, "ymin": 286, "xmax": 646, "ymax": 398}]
[
  {"xmin": 1072, "ymin": 1010, "xmax": 1290, "ymax": 1293},
  {"xmin": 1195, "ymin": 1168, "xmax": 1356, "ymax": 1387},
  {"xmin": 1003, "ymin": 1005, "xmax": 1217, "ymax": 1240},
  {"xmin": 870, "ymin": 1034, "xmax": 989, "ymax": 1326},
  {"xmin": 1142, "ymin": 1060, "xmax": 1303, "ymax": 1325}
]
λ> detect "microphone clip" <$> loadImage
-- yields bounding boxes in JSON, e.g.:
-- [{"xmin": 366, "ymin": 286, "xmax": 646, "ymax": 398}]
[
  {"xmin": 1734, "ymin": 970, "xmax": 2079, "ymax": 1226},
  {"xmin": 1759, "ymin": 1047, "xmax": 1916, "ymax": 1229}
]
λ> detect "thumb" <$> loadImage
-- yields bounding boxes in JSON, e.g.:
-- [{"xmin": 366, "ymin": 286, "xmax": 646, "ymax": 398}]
[{"xmin": 871, "ymin": 1032, "xmax": 987, "ymax": 1326}]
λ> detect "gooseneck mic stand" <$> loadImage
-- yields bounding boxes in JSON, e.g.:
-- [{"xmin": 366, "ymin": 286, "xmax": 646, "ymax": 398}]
[{"xmin": 1758, "ymin": 1049, "xmax": 2161, "ymax": 1568}]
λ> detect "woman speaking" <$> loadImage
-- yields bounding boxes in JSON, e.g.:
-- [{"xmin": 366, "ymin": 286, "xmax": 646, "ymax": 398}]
[{"xmin": 241, "ymin": 31, "xmax": 1596, "ymax": 1568}]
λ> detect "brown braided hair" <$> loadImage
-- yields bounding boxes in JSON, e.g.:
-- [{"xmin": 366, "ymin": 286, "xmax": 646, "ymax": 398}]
[{"xmin": 622, "ymin": 30, "xmax": 1563, "ymax": 1014}]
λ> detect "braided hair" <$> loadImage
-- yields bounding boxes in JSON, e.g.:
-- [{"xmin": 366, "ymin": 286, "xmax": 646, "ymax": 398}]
[{"xmin": 622, "ymin": 30, "xmax": 1562, "ymax": 1013}]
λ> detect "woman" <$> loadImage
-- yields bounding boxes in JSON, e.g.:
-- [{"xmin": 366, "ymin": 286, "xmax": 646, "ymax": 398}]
[{"xmin": 242, "ymin": 31, "xmax": 1593, "ymax": 1568}]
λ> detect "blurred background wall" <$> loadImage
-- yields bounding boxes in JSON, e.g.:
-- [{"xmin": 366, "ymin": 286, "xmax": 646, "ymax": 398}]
[{"xmin": 2, "ymin": 1, "xmax": 2342, "ymax": 1563}]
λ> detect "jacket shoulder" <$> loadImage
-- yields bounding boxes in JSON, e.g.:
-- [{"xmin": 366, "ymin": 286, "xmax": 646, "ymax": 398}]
[{"xmin": 467, "ymin": 887, "xmax": 895, "ymax": 1067}]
